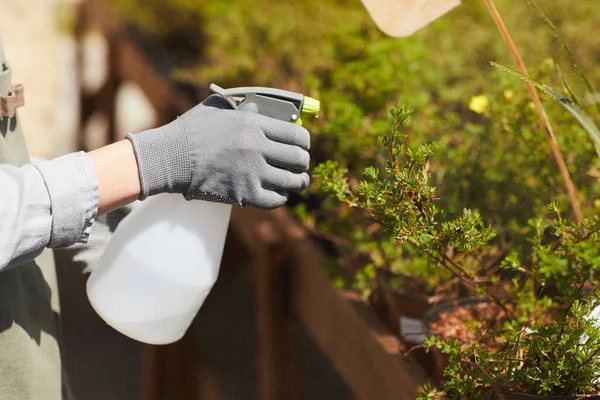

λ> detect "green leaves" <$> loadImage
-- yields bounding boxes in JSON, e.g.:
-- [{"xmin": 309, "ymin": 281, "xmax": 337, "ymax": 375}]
[
  {"xmin": 313, "ymin": 161, "xmax": 350, "ymax": 202},
  {"xmin": 316, "ymin": 102, "xmax": 497, "ymax": 294},
  {"xmin": 500, "ymin": 251, "xmax": 522, "ymax": 272},
  {"xmin": 491, "ymin": 62, "xmax": 600, "ymax": 158},
  {"xmin": 438, "ymin": 209, "xmax": 496, "ymax": 252}
]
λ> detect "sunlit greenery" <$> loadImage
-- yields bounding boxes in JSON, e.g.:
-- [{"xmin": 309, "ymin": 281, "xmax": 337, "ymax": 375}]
[{"xmin": 111, "ymin": 0, "xmax": 600, "ymax": 396}]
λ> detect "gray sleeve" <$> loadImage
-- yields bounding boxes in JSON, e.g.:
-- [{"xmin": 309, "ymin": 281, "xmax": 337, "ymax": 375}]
[
  {"xmin": 0, "ymin": 152, "xmax": 99, "ymax": 272},
  {"xmin": 0, "ymin": 163, "xmax": 53, "ymax": 271},
  {"xmin": 34, "ymin": 152, "xmax": 99, "ymax": 248}
]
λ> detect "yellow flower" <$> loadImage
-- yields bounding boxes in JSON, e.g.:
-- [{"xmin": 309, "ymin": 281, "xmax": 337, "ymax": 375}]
[
  {"xmin": 469, "ymin": 95, "xmax": 490, "ymax": 114},
  {"xmin": 542, "ymin": 57, "xmax": 556, "ymax": 70},
  {"xmin": 503, "ymin": 90, "xmax": 514, "ymax": 101}
]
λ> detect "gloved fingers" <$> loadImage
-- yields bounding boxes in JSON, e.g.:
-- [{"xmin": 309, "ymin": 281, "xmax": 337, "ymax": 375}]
[
  {"xmin": 253, "ymin": 189, "xmax": 289, "ymax": 210},
  {"xmin": 263, "ymin": 168, "xmax": 310, "ymax": 192},
  {"xmin": 259, "ymin": 117, "xmax": 311, "ymax": 150},
  {"xmin": 264, "ymin": 140, "xmax": 310, "ymax": 172}
]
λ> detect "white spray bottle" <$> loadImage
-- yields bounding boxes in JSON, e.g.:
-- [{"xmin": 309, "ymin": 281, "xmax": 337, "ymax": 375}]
[{"xmin": 86, "ymin": 84, "xmax": 320, "ymax": 345}]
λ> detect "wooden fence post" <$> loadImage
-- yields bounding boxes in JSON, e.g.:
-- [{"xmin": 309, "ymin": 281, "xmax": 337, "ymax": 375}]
[{"xmin": 254, "ymin": 223, "xmax": 301, "ymax": 400}]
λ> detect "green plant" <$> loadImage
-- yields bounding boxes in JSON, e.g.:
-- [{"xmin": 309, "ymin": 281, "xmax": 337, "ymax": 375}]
[
  {"xmin": 491, "ymin": 62, "xmax": 600, "ymax": 156},
  {"xmin": 314, "ymin": 103, "xmax": 500, "ymax": 302},
  {"xmin": 418, "ymin": 211, "xmax": 600, "ymax": 398},
  {"xmin": 304, "ymin": 0, "xmax": 600, "ymax": 299},
  {"xmin": 314, "ymin": 0, "xmax": 600, "ymax": 394},
  {"xmin": 317, "ymin": 99, "xmax": 600, "ymax": 397}
]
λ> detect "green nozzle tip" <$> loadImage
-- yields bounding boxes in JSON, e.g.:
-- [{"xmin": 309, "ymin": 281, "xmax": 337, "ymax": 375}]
[{"xmin": 302, "ymin": 96, "xmax": 320, "ymax": 116}]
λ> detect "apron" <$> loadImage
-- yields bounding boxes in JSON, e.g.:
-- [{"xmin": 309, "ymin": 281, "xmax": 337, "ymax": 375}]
[{"xmin": 0, "ymin": 38, "xmax": 63, "ymax": 400}]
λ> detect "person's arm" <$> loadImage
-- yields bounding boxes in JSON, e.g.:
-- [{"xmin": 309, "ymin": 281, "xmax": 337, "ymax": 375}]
[{"xmin": 1, "ymin": 95, "xmax": 311, "ymax": 271}]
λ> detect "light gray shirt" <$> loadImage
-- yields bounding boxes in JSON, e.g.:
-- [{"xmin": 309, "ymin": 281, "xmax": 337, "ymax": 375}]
[{"xmin": 0, "ymin": 151, "xmax": 99, "ymax": 271}]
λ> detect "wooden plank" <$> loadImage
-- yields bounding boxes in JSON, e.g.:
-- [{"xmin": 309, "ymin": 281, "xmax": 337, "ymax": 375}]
[
  {"xmin": 140, "ymin": 345, "xmax": 160, "ymax": 400},
  {"xmin": 229, "ymin": 207, "xmax": 428, "ymax": 400},
  {"xmin": 291, "ymin": 242, "xmax": 428, "ymax": 400},
  {"xmin": 253, "ymin": 231, "xmax": 301, "ymax": 400},
  {"xmin": 195, "ymin": 351, "xmax": 225, "ymax": 400},
  {"xmin": 115, "ymin": 38, "xmax": 192, "ymax": 117},
  {"xmin": 84, "ymin": 0, "xmax": 193, "ymax": 119},
  {"xmin": 82, "ymin": 0, "xmax": 121, "ymax": 35}
]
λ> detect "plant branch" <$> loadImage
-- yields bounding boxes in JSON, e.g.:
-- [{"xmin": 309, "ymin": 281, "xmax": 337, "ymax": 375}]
[
  {"xmin": 577, "ymin": 344, "xmax": 600, "ymax": 373},
  {"xmin": 408, "ymin": 238, "xmax": 514, "ymax": 318},
  {"xmin": 462, "ymin": 359, "xmax": 504, "ymax": 390},
  {"xmin": 578, "ymin": 225, "xmax": 600, "ymax": 243},
  {"xmin": 408, "ymin": 238, "xmax": 474, "ymax": 285},
  {"xmin": 483, "ymin": 0, "xmax": 584, "ymax": 224}
]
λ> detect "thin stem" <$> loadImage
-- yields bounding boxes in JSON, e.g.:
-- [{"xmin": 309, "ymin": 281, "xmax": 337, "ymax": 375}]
[
  {"xmin": 577, "ymin": 344, "xmax": 600, "ymax": 372},
  {"xmin": 408, "ymin": 239, "xmax": 514, "ymax": 319},
  {"xmin": 578, "ymin": 224, "xmax": 600, "ymax": 243},
  {"xmin": 483, "ymin": 0, "xmax": 584, "ymax": 224},
  {"xmin": 408, "ymin": 238, "xmax": 474, "ymax": 285},
  {"xmin": 403, "ymin": 344, "xmax": 426, "ymax": 357},
  {"xmin": 462, "ymin": 359, "xmax": 504, "ymax": 389}
]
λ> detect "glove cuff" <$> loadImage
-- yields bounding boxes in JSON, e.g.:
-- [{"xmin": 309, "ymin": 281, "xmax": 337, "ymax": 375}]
[{"xmin": 126, "ymin": 118, "xmax": 191, "ymax": 200}]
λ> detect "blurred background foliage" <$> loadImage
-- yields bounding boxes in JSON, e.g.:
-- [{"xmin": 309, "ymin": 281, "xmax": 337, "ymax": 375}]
[{"xmin": 111, "ymin": 0, "xmax": 600, "ymax": 293}]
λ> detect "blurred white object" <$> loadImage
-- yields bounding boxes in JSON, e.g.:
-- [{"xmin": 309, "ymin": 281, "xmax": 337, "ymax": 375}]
[
  {"xmin": 579, "ymin": 304, "xmax": 600, "ymax": 383},
  {"xmin": 86, "ymin": 194, "xmax": 231, "ymax": 345},
  {"xmin": 360, "ymin": 0, "xmax": 462, "ymax": 37}
]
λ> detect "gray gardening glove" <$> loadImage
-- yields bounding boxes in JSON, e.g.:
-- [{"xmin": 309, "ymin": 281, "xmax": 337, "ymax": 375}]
[{"xmin": 126, "ymin": 95, "xmax": 310, "ymax": 210}]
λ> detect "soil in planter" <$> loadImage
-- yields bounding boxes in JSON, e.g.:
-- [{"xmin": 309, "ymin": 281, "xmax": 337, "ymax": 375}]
[
  {"xmin": 428, "ymin": 300, "xmax": 506, "ymax": 347},
  {"xmin": 424, "ymin": 299, "xmax": 507, "ymax": 383}
]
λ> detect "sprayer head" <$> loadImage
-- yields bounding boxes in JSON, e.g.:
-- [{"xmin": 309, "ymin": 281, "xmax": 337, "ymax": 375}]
[
  {"xmin": 209, "ymin": 83, "xmax": 320, "ymax": 126},
  {"xmin": 302, "ymin": 96, "xmax": 321, "ymax": 116}
]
